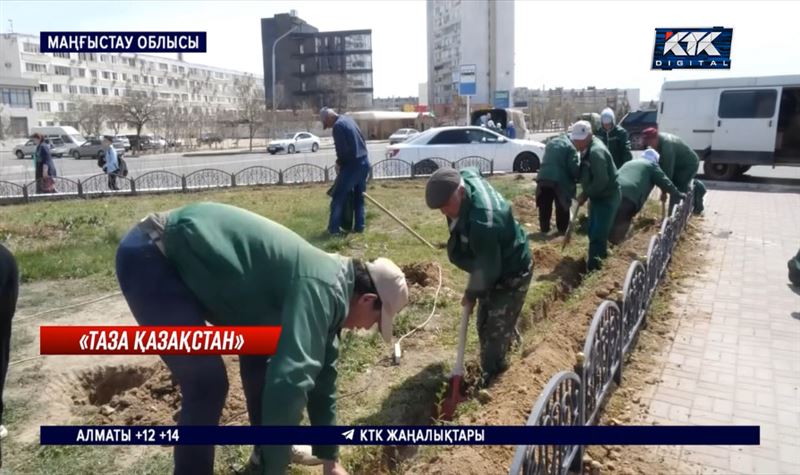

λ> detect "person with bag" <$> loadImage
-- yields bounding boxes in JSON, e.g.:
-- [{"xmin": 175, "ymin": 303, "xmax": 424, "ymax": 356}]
[
  {"xmin": 100, "ymin": 136, "xmax": 123, "ymax": 190},
  {"xmin": 31, "ymin": 133, "xmax": 57, "ymax": 194}
]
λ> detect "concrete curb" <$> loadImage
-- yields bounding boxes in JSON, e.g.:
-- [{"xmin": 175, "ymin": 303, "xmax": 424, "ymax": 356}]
[{"xmin": 703, "ymin": 179, "xmax": 800, "ymax": 193}]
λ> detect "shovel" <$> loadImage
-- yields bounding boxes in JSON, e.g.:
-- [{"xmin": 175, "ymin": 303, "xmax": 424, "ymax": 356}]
[
  {"xmin": 561, "ymin": 199, "xmax": 582, "ymax": 251},
  {"xmin": 438, "ymin": 304, "xmax": 471, "ymax": 420}
]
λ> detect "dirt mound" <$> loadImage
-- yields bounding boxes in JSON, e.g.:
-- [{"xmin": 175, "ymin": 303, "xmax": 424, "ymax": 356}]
[
  {"xmin": 73, "ymin": 360, "xmax": 248, "ymax": 426},
  {"xmin": 532, "ymin": 246, "xmax": 562, "ymax": 272},
  {"xmin": 402, "ymin": 262, "xmax": 440, "ymax": 287}
]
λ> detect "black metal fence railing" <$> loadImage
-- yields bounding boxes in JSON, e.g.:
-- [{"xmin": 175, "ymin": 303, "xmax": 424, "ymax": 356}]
[
  {"xmin": 0, "ymin": 156, "xmax": 496, "ymax": 204},
  {"xmin": 509, "ymin": 184, "xmax": 696, "ymax": 475}
]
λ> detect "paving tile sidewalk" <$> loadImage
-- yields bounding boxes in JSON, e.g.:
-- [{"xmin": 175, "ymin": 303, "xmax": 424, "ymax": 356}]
[{"xmin": 640, "ymin": 187, "xmax": 800, "ymax": 474}]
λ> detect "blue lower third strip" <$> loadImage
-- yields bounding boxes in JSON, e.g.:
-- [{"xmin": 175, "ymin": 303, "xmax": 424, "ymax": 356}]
[{"xmin": 40, "ymin": 426, "xmax": 760, "ymax": 446}]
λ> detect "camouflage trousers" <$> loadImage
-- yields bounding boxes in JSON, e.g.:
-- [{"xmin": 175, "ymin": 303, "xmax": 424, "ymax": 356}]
[{"xmin": 476, "ymin": 263, "xmax": 533, "ymax": 377}]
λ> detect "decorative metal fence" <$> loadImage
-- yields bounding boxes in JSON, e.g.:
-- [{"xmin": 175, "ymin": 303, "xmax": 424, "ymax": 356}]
[
  {"xmin": 0, "ymin": 156, "xmax": 496, "ymax": 204},
  {"xmin": 508, "ymin": 372, "xmax": 584, "ymax": 475},
  {"xmin": 509, "ymin": 182, "xmax": 696, "ymax": 475}
]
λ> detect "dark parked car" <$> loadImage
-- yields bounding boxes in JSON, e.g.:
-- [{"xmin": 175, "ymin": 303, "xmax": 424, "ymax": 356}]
[
  {"xmin": 71, "ymin": 138, "xmax": 126, "ymax": 160},
  {"xmin": 125, "ymin": 135, "xmax": 158, "ymax": 151},
  {"xmin": 198, "ymin": 133, "xmax": 223, "ymax": 145},
  {"xmin": 620, "ymin": 109, "xmax": 658, "ymax": 150}
]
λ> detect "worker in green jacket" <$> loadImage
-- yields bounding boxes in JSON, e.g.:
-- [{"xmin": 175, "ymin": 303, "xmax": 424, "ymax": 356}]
[
  {"xmin": 597, "ymin": 108, "xmax": 633, "ymax": 169},
  {"xmin": 425, "ymin": 168, "xmax": 532, "ymax": 385},
  {"xmin": 789, "ymin": 248, "xmax": 800, "ymax": 287},
  {"xmin": 571, "ymin": 120, "xmax": 621, "ymax": 271},
  {"xmin": 609, "ymin": 148, "xmax": 685, "ymax": 244},
  {"xmin": 642, "ymin": 128, "xmax": 699, "ymax": 211},
  {"xmin": 115, "ymin": 202, "xmax": 409, "ymax": 475},
  {"xmin": 535, "ymin": 134, "xmax": 580, "ymax": 234}
]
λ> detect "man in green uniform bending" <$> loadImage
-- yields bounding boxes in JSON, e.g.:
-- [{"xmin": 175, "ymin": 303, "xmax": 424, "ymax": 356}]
[
  {"xmin": 609, "ymin": 148, "xmax": 685, "ymax": 244},
  {"xmin": 535, "ymin": 133, "xmax": 580, "ymax": 234},
  {"xmin": 425, "ymin": 168, "xmax": 532, "ymax": 385},
  {"xmin": 597, "ymin": 107, "xmax": 633, "ymax": 169},
  {"xmin": 642, "ymin": 127, "xmax": 699, "ymax": 212},
  {"xmin": 571, "ymin": 120, "xmax": 621, "ymax": 272},
  {"xmin": 115, "ymin": 202, "xmax": 409, "ymax": 475}
]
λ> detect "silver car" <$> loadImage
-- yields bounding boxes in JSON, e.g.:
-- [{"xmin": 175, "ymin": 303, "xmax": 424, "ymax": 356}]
[
  {"xmin": 13, "ymin": 138, "xmax": 69, "ymax": 159},
  {"xmin": 388, "ymin": 128, "xmax": 420, "ymax": 145},
  {"xmin": 70, "ymin": 137, "xmax": 126, "ymax": 160}
]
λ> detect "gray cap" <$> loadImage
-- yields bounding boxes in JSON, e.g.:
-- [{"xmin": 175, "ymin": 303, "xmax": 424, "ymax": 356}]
[{"xmin": 425, "ymin": 168, "xmax": 461, "ymax": 209}]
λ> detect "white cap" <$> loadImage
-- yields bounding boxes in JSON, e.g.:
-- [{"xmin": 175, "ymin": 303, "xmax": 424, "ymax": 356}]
[
  {"xmin": 365, "ymin": 258, "xmax": 409, "ymax": 343},
  {"xmin": 507, "ymin": 121, "xmax": 514, "ymax": 126},
  {"xmin": 569, "ymin": 120, "xmax": 592, "ymax": 141},
  {"xmin": 642, "ymin": 148, "xmax": 660, "ymax": 163}
]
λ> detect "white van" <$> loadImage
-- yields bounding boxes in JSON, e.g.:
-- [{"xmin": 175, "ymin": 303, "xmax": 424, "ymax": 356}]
[
  {"xmin": 657, "ymin": 75, "xmax": 800, "ymax": 180},
  {"xmin": 30, "ymin": 126, "xmax": 87, "ymax": 151}
]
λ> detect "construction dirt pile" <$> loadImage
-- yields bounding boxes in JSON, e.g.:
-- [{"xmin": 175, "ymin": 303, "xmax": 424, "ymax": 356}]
[
  {"xmin": 406, "ymin": 213, "xmax": 674, "ymax": 475},
  {"xmin": 402, "ymin": 262, "xmax": 440, "ymax": 288},
  {"xmin": 72, "ymin": 359, "xmax": 249, "ymax": 426}
]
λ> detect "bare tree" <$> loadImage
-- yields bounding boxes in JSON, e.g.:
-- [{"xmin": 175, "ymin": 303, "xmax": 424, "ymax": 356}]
[
  {"xmin": 235, "ymin": 75, "xmax": 266, "ymax": 151},
  {"xmin": 105, "ymin": 103, "xmax": 127, "ymax": 136},
  {"xmin": 119, "ymin": 88, "xmax": 159, "ymax": 153},
  {"xmin": 58, "ymin": 96, "xmax": 108, "ymax": 136}
]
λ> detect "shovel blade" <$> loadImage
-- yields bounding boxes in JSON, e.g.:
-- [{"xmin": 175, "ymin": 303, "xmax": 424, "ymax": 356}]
[{"xmin": 437, "ymin": 375, "xmax": 463, "ymax": 421}]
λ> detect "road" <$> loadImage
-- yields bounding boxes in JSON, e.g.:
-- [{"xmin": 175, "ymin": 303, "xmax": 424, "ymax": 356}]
[
  {"xmin": 0, "ymin": 144, "xmax": 387, "ymax": 184},
  {"xmin": 2, "ymin": 136, "xmax": 799, "ymax": 185}
]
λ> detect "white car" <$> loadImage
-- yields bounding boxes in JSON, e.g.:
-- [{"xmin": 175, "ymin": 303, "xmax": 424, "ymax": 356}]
[
  {"xmin": 384, "ymin": 126, "xmax": 545, "ymax": 173},
  {"xmin": 268, "ymin": 132, "xmax": 320, "ymax": 155}
]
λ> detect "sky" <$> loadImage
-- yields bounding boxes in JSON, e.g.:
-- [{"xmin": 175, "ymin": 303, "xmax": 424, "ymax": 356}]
[{"xmin": 2, "ymin": 0, "xmax": 798, "ymax": 101}]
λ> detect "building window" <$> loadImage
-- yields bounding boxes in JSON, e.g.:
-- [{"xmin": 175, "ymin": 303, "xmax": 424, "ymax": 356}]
[
  {"xmin": 38, "ymin": 84, "xmax": 48, "ymax": 92},
  {"xmin": 300, "ymin": 64, "xmax": 305, "ymax": 73},
  {"xmin": 122, "ymin": 73, "xmax": 128, "ymax": 81},
  {"xmin": 79, "ymin": 53, "xmax": 97, "ymax": 62},
  {"xmin": 25, "ymin": 63, "xmax": 47, "ymax": 73},
  {"xmin": 345, "ymin": 54, "xmax": 372, "ymax": 70},
  {"xmin": 171, "ymin": 65, "xmax": 178, "ymax": 73},
  {"xmin": 53, "ymin": 84, "xmax": 63, "ymax": 93},
  {"xmin": 74, "ymin": 68, "xmax": 86, "ymax": 77},
  {"xmin": 1, "ymin": 88, "xmax": 33, "ymax": 108},
  {"xmin": 112, "ymin": 72, "xmax": 118, "ymax": 80},
  {"xmin": 129, "ymin": 58, "xmax": 136, "ymax": 66},
  {"xmin": 23, "ymin": 42, "xmax": 40, "ymax": 53},
  {"xmin": 53, "ymin": 52, "xmax": 70, "ymax": 59},
  {"xmin": 111, "ymin": 55, "xmax": 118, "ymax": 64},
  {"xmin": 69, "ymin": 85, "xmax": 78, "ymax": 94},
  {"xmin": 347, "ymin": 72, "xmax": 373, "ymax": 89},
  {"xmin": 58, "ymin": 102, "xmax": 65, "ymax": 112},
  {"xmin": 158, "ymin": 77, "xmax": 164, "ymax": 85},
  {"xmin": 67, "ymin": 102, "xmax": 76, "ymax": 111},
  {"xmin": 102, "ymin": 88, "xmax": 109, "ymax": 96},
  {"xmin": 79, "ymin": 86, "xmax": 89, "ymax": 94},
  {"xmin": 36, "ymin": 102, "xmax": 51, "ymax": 112},
  {"xmin": 299, "ymin": 44, "xmax": 304, "ymax": 54},
  {"xmin": 160, "ymin": 63, "xmax": 168, "ymax": 71},
  {"xmin": 100, "ymin": 55, "xmax": 108, "ymax": 63},
  {"xmin": 90, "ymin": 87, "xmax": 98, "ymax": 95},
  {"xmin": 91, "ymin": 70, "xmax": 98, "ymax": 78},
  {"xmin": 301, "ymin": 82, "xmax": 306, "ymax": 92},
  {"xmin": 151, "ymin": 77, "xmax": 155, "ymax": 85},
  {"xmin": 54, "ymin": 66, "xmax": 70, "ymax": 76},
  {"xmin": 115, "ymin": 89, "xmax": 120, "ymax": 96},
  {"xmin": 179, "ymin": 66, "xmax": 185, "ymax": 74},
  {"xmin": 102, "ymin": 71, "xmax": 111, "ymax": 79},
  {"xmin": 133, "ymin": 75, "xmax": 139, "ymax": 83}
]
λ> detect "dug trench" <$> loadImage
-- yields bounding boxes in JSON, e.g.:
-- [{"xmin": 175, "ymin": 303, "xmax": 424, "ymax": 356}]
[{"xmin": 402, "ymin": 201, "xmax": 677, "ymax": 475}]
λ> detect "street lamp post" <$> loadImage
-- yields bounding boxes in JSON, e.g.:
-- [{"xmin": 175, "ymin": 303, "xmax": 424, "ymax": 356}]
[{"xmin": 271, "ymin": 25, "xmax": 300, "ymax": 138}]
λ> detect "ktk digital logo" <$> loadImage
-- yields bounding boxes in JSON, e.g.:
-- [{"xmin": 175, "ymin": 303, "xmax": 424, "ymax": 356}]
[{"xmin": 652, "ymin": 27, "xmax": 733, "ymax": 70}]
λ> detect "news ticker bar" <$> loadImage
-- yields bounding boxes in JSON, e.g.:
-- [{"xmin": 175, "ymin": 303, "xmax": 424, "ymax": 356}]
[
  {"xmin": 40, "ymin": 32, "xmax": 207, "ymax": 53},
  {"xmin": 39, "ymin": 326, "xmax": 281, "ymax": 355},
  {"xmin": 41, "ymin": 426, "xmax": 760, "ymax": 446}
]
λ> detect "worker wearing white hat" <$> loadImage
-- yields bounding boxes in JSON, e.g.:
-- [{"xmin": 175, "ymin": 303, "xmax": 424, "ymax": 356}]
[{"xmin": 570, "ymin": 120, "xmax": 621, "ymax": 271}]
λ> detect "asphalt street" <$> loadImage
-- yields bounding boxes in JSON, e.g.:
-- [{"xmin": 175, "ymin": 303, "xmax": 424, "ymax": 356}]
[{"xmin": 1, "ymin": 133, "xmax": 798, "ymax": 185}]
